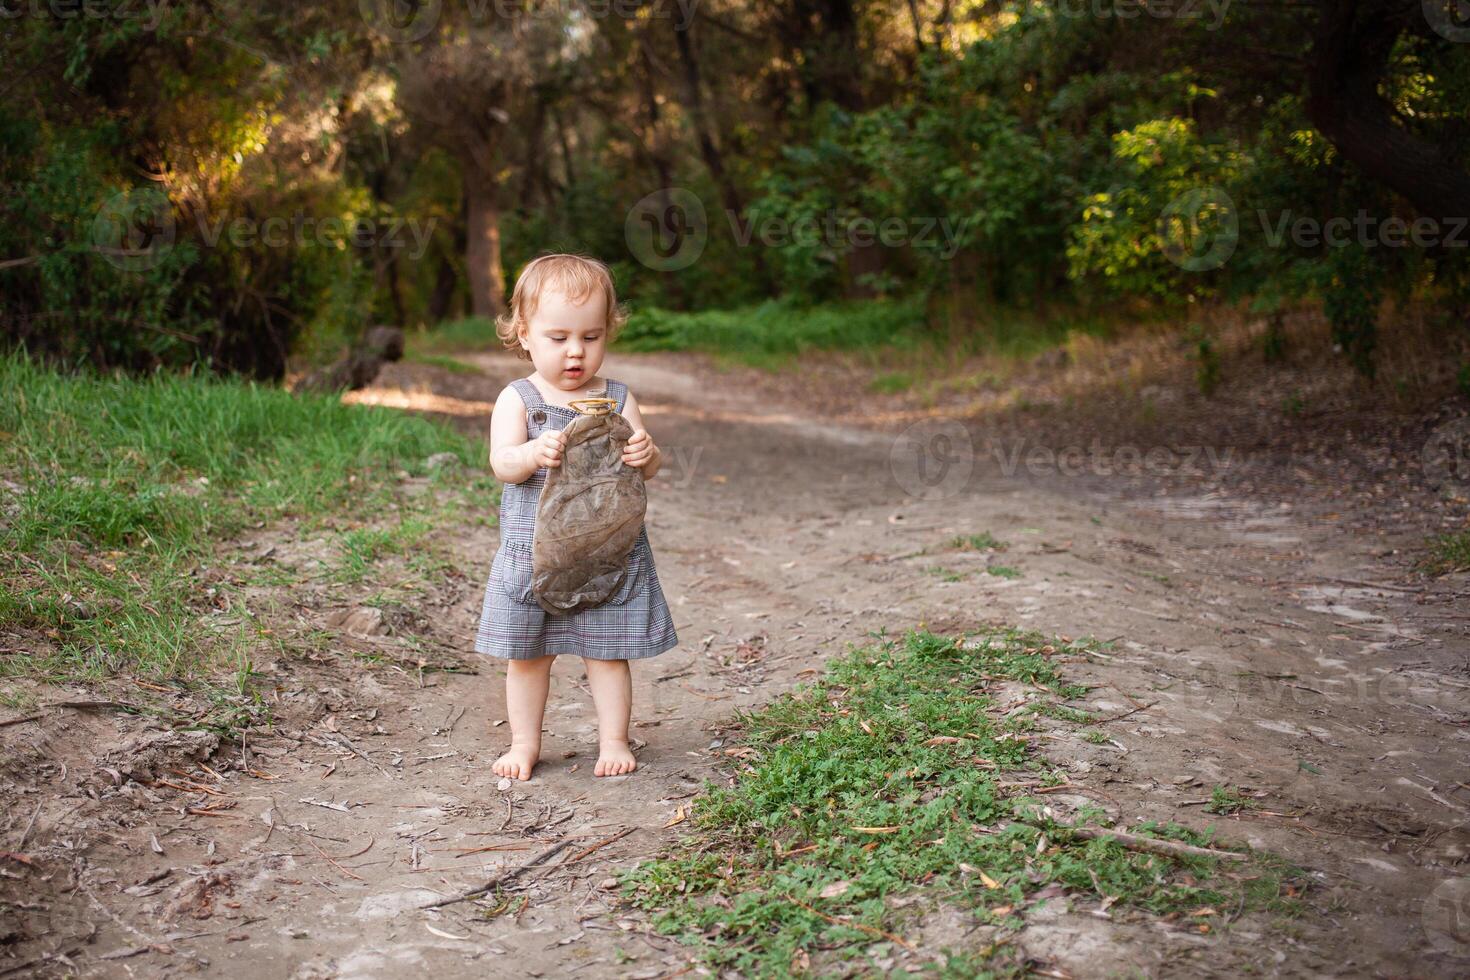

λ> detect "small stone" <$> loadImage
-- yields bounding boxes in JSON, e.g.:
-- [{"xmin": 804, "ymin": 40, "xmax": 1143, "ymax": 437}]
[
  {"xmin": 425, "ymin": 452, "xmax": 460, "ymax": 470},
  {"xmin": 497, "ymin": 776, "xmax": 513, "ymax": 791}
]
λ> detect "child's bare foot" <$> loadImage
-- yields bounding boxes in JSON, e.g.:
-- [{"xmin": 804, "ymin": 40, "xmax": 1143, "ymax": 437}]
[
  {"xmin": 594, "ymin": 740, "xmax": 637, "ymax": 776},
  {"xmin": 493, "ymin": 743, "xmax": 540, "ymax": 781}
]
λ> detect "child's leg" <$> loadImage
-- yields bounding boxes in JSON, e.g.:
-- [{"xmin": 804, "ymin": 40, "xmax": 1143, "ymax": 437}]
[
  {"xmin": 582, "ymin": 657, "xmax": 636, "ymax": 776},
  {"xmin": 493, "ymin": 654, "xmax": 555, "ymax": 781}
]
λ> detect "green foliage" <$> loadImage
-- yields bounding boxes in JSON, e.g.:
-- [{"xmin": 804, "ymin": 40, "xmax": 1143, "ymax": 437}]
[
  {"xmin": 1421, "ymin": 531, "xmax": 1470, "ymax": 576},
  {"xmin": 622, "ymin": 629, "xmax": 1296, "ymax": 974}
]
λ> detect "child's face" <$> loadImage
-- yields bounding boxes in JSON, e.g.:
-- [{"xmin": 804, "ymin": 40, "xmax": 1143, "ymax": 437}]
[{"xmin": 517, "ymin": 286, "xmax": 607, "ymax": 390}]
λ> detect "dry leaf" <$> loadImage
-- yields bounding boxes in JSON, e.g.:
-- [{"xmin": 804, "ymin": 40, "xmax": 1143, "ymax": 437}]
[
  {"xmin": 425, "ymin": 924, "xmax": 469, "ymax": 941},
  {"xmin": 923, "ymin": 736, "xmax": 966, "ymax": 746},
  {"xmin": 819, "ymin": 880, "xmax": 850, "ymax": 899},
  {"xmin": 663, "ymin": 806, "xmax": 687, "ymax": 829},
  {"xmin": 980, "ymin": 872, "xmax": 1001, "ymax": 890},
  {"xmin": 850, "ymin": 826, "xmax": 899, "ymax": 834}
]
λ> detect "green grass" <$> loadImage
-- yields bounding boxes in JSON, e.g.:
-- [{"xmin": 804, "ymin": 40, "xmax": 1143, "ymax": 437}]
[
  {"xmin": 405, "ymin": 316, "xmax": 501, "ymax": 356},
  {"xmin": 1205, "ymin": 785, "xmax": 1259, "ymax": 816},
  {"xmin": 921, "ymin": 565, "xmax": 969, "ymax": 583},
  {"xmin": 332, "ymin": 518, "xmax": 433, "ymax": 583},
  {"xmin": 404, "ymin": 351, "xmax": 481, "ymax": 374},
  {"xmin": 0, "ymin": 350, "xmax": 493, "ymax": 690},
  {"xmin": 621, "ymin": 629, "xmax": 1299, "ymax": 975},
  {"xmin": 614, "ymin": 297, "xmax": 929, "ymax": 369},
  {"xmin": 1421, "ymin": 530, "xmax": 1470, "ymax": 575},
  {"xmin": 948, "ymin": 532, "xmax": 1006, "ymax": 553},
  {"xmin": 986, "ymin": 565, "xmax": 1022, "ymax": 580},
  {"xmin": 869, "ymin": 371, "xmax": 917, "ymax": 394}
]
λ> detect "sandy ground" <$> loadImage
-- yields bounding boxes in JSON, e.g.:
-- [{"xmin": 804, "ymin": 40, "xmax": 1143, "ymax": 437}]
[{"xmin": 3, "ymin": 350, "xmax": 1468, "ymax": 978}]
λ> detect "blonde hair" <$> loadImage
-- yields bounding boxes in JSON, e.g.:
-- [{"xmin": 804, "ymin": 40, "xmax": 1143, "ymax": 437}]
[{"xmin": 495, "ymin": 253, "xmax": 628, "ymax": 360}]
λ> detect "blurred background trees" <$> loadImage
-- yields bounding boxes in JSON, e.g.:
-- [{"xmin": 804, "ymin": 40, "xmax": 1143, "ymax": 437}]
[{"xmin": 2, "ymin": 0, "xmax": 1466, "ymax": 378}]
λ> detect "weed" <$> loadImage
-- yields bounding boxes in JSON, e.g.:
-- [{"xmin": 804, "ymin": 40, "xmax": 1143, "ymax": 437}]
[
  {"xmin": 948, "ymin": 533, "xmax": 1006, "ymax": 553},
  {"xmin": 1205, "ymin": 785, "xmax": 1259, "ymax": 816},
  {"xmin": 986, "ymin": 566, "xmax": 1022, "ymax": 580},
  {"xmin": 1421, "ymin": 531, "xmax": 1470, "ymax": 575}
]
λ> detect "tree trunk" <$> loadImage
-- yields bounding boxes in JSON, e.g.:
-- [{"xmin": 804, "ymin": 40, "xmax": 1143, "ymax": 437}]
[
  {"xmin": 1306, "ymin": 0, "xmax": 1470, "ymax": 223},
  {"xmin": 465, "ymin": 181, "xmax": 506, "ymax": 319},
  {"xmin": 671, "ymin": 18, "xmax": 770, "ymax": 289}
]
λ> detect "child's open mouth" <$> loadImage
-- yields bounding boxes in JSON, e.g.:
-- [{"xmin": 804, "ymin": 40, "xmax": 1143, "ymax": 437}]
[{"xmin": 565, "ymin": 367, "xmax": 583, "ymax": 377}]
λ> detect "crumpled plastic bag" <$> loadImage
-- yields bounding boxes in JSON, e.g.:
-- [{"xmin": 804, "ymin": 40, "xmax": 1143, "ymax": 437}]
[{"xmin": 532, "ymin": 396, "xmax": 647, "ymax": 614}]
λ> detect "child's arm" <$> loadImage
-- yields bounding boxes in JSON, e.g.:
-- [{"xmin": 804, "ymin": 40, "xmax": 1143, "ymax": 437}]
[
  {"xmin": 489, "ymin": 385, "xmax": 565, "ymax": 484},
  {"xmin": 619, "ymin": 391, "xmax": 663, "ymax": 481}
]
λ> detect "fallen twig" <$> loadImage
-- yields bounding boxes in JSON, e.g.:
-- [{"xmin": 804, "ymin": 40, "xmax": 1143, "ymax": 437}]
[
  {"xmin": 1093, "ymin": 701, "xmax": 1157, "ymax": 724},
  {"xmin": 559, "ymin": 826, "xmax": 635, "ymax": 865},
  {"xmin": 1068, "ymin": 825, "xmax": 1246, "ymax": 862},
  {"xmin": 310, "ymin": 732, "xmax": 397, "ymax": 780},
  {"xmin": 784, "ymin": 893, "xmax": 915, "ymax": 950},
  {"xmin": 419, "ymin": 839, "xmax": 573, "ymax": 909},
  {"xmin": 16, "ymin": 801, "xmax": 42, "ymax": 850},
  {"xmin": 305, "ymin": 835, "xmax": 365, "ymax": 881}
]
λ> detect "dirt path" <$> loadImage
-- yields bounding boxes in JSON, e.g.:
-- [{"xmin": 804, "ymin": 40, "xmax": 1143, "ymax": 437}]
[{"xmin": 6, "ymin": 351, "xmax": 1468, "ymax": 978}]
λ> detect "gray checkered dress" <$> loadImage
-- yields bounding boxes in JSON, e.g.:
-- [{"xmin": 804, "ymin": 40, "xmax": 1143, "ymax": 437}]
[{"xmin": 473, "ymin": 377, "xmax": 679, "ymax": 661}]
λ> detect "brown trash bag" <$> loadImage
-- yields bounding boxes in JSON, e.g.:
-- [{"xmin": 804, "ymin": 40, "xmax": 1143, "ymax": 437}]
[{"xmin": 532, "ymin": 395, "xmax": 647, "ymax": 614}]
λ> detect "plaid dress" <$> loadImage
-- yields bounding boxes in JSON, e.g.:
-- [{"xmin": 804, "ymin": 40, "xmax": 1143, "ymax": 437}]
[{"xmin": 473, "ymin": 377, "xmax": 679, "ymax": 661}]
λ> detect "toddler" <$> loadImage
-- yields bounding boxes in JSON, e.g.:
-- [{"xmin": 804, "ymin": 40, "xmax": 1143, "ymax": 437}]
[{"xmin": 474, "ymin": 253, "xmax": 678, "ymax": 780}]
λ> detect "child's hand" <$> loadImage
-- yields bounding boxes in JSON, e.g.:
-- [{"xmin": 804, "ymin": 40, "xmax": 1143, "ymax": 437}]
[
  {"xmin": 531, "ymin": 430, "xmax": 566, "ymax": 468},
  {"xmin": 622, "ymin": 428, "xmax": 657, "ymax": 468}
]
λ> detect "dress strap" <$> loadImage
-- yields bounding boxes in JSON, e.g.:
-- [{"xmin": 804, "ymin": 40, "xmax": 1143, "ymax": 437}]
[
  {"xmin": 510, "ymin": 378, "xmax": 544, "ymax": 409},
  {"xmin": 607, "ymin": 379, "xmax": 628, "ymax": 415}
]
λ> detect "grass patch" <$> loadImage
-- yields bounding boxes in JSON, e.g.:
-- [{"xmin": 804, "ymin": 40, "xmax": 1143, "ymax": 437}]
[
  {"xmin": 921, "ymin": 565, "xmax": 969, "ymax": 583},
  {"xmin": 1205, "ymin": 785, "xmax": 1260, "ymax": 816},
  {"xmin": 405, "ymin": 316, "xmax": 500, "ymax": 355},
  {"xmin": 986, "ymin": 565, "xmax": 1022, "ymax": 580},
  {"xmin": 622, "ymin": 629, "xmax": 1297, "ymax": 975},
  {"xmin": 948, "ymin": 533, "xmax": 1006, "ymax": 553},
  {"xmin": 404, "ymin": 351, "xmax": 482, "ymax": 374},
  {"xmin": 1421, "ymin": 530, "xmax": 1470, "ymax": 575},
  {"xmin": 0, "ymin": 350, "xmax": 493, "ymax": 688},
  {"xmin": 869, "ymin": 371, "xmax": 916, "ymax": 395},
  {"xmin": 614, "ymin": 297, "xmax": 929, "ymax": 369}
]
